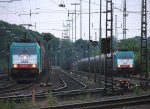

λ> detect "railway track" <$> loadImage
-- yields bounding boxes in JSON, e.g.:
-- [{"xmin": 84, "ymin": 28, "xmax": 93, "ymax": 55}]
[
  {"xmin": 40, "ymin": 94, "xmax": 150, "ymax": 109},
  {"xmin": 0, "ymin": 82, "xmax": 34, "ymax": 95},
  {"xmin": 0, "ymin": 68, "xmax": 145, "ymax": 107},
  {"xmin": 0, "ymin": 74, "xmax": 8, "ymax": 80},
  {"xmin": 0, "ymin": 82, "xmax": 17, "ymax": 90},
  {"xmin": 55, "ymin": 69, "xmax": 87, "ymax": 91},
  {"xmin": 0, "ymin": 68, "xmax": 85, "ymax": 98},
  {"xmin": 0, "ymin": 72, "xmax": 143, "ymax": 109},
  {"xmin": 0, "ymin": 72, "xmax": 50, "ymax": 97},
  {"xmin": 0, "ymin": 88, "xmax": 148, "ymax": 109},
  {"xmin": 72, "ymin": 70, "xmax": 119, "ymax": 87},
  {"xmin": 0, "ymin": 81, "xmax": 51, "ymax": 97},
  {"xmin": 72, "ymin": 70, "xmax": 138, "ymax": 89},
  {"xmin": 0, "ymin": 87, "xmax": 122, "ymax": 101},
  {"xmin": 0, "ymin": 68, "xmax": 136, "ymax": 99},
  {"xmin": 52, "ymin": 70, "xmax": 67, "ymax": 91},
  {"xmin": 0, "ymin": 74, "xmax": 17, "ymax": 91}
]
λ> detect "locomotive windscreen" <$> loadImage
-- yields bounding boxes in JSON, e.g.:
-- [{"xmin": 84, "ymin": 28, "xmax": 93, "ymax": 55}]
[
  {"xmin": 117, "ymin": 52, "xmax": 133, "ymax": 59},
  {"xmin": 13, "ymin": 46, "xmax": 36, "ymax": 55}
]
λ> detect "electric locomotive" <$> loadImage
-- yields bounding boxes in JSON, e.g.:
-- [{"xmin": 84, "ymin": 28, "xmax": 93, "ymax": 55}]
[
  {"xmin": 113, "ymin": 51, "xmax": 134, "ymax": 75},
  {"xmin": 9, "ymin": 40, "xmax": 45, "ymax": 81}
]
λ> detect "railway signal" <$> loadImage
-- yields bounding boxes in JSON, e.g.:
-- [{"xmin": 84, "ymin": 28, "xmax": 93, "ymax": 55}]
[{"xmin": 101, "ymin": 38, "xmax": 110, "ymax": 54}]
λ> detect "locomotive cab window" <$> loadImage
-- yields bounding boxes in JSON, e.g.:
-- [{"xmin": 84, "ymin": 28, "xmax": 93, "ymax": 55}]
[
  {"xmin": 13, "ymin": 46, "xmax": 36, "ymax": 55},
  {"xmin": 117, "ymin": 52, "xmax": 133, "ymax": 59}
]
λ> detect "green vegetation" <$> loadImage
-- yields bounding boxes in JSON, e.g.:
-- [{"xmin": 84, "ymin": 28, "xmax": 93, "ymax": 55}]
[
  {"xmin": 134, "ymin": 87, "xmax": 150, "ymax": 96},
  {"xmin": 0, "ymin": 20, "xmax": 150, "ymax": 72},
  {"xmin": 0, "ymin": 99, "xmax": 35, "ymax": 109},
  {"xmin": 0, "ymin": 95, "xmax": 58, "ymax": 109},
  {"xmin": 0, "ymin": 93, "xmax": 92, "ymax": 109},
  {"xmin": 45, "ymin": 94, "xmax": 58, "ymax": 106},
  {"xmin": 79, "ymin": 93, "xmax": 91, "ymax": 101},
  {"xmin": 0, "ymin": 21, "xmax": 59, "ymax": 71}
]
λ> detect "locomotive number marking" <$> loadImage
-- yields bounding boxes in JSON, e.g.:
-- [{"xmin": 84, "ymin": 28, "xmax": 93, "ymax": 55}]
[{"xmin": 21, "ymin": 60, "xmax": 28, "ymax": 63}]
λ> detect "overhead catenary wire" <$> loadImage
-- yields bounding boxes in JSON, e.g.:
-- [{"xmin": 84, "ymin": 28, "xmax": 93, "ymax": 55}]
[
  {"xmin": 49, "ymin": 0, "xmax": 69, "ymax": 11},
  {"xmin": 0, "ymin": 0, "xmax": 149, "ymax": 41},
  {"xmin": 20, "ymin": 0, "xmax": 32, "ymax": 25}
]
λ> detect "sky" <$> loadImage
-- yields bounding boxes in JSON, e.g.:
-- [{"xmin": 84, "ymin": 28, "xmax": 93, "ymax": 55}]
[{"xmin": 0, "ymin": 0, "xmax": 150, "ymax": 41}]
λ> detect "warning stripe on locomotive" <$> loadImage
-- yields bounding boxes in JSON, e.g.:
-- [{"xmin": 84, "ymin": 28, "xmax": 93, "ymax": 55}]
[{"xmin": 12, "ymin": 64, "xmax": 37, "ymax": 68}]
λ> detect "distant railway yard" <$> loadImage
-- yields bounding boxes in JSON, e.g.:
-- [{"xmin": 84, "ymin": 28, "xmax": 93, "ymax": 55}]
[{"xmin": 0, "ymin": 39, "xmax": 150, "ymax": 108}]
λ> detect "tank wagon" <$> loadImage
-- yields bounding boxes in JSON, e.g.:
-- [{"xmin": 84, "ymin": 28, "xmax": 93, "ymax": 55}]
[
  {"xmin": 9, "ymin": 40, "xmax": 45, "ymax": 81},
  {"xmin": 72, "ymin": 51, "xmax": 134, "ymax": 76}
]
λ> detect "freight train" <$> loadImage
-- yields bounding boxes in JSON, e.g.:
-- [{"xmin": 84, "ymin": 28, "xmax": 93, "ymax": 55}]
[
  {"xmin": 9, "ymin": 39, "xmax": 45, "ymax": 81},
  {"xmin": 72, "ymin": 51, "xmax": 134, "ymax": 76}
]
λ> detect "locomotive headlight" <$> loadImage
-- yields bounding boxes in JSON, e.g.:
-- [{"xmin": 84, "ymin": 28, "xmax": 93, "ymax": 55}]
[
  {"xmin": 129, "ymin": 65, "xmax": 133, "ymax": 68},
  {"xmin": 118, "ymin": 65, "xmax": 121, "ymax": 68},
  {"xmin": 23, "ymin": 56, "xmax": 27, "ymax": 60},
  {"xmin": 13, "ymin": 64, "xmax": 18, "ymax": 68},
  {"xmin": 32, "ymin": 64, "xmax": 36, "ymax": 68},
  {"xmin": 123, "ymin": 59, "xmax": 127, "ymax": 62}
]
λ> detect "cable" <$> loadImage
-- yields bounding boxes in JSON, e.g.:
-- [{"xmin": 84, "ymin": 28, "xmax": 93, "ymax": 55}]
[
  {"xmin": 49, "ymin": 0, "xmax": 69, "ymax": 11},
  {"xmin": 0, "ymin": 5, "xmax": 18, "ymax": 15},
  {"xmin": 20, "ymin": 1, "xmax": 30, "ymax": 24},
  {"xmin": 82, "ymin": 0, "xmax": 100, "ymax": 6}
]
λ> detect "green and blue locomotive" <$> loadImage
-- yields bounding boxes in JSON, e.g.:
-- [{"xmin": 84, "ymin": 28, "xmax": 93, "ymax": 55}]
[
  {"xmin": 9, "ymin": 41, "xmax": 45, "ymax": 81},
  {"xmin": 113, "ymin": 51, "xmax": 134, "ymax": 74}
]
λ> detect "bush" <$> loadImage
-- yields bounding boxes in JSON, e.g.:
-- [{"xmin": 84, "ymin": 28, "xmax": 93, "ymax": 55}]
[
  {"xmin": 0, "ymin": 100, "xmax": 16, "ymax": 109},
  {"xmin": 46, "ymin": 94, "xmax": 58, "ymax": 106}
]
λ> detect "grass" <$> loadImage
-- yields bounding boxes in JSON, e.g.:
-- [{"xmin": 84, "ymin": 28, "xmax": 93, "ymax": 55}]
[
  {"xmin": 134, "ymin": 87, "xmax": 150, "ymax": 96},
  {"xmin": 0, "ymin": 95, "xmax": 58, "ymax": 109},
  {"xmin": 0, "ymin": 98, "xmax": 38, "ymax": 109},
  {"xmin": 0, "ymin": 58, "xmax": 7, "ymax": 72},
  {"xmin": 59, "ymin": 93, "xmax": 92, "ymax": 106},
  {"xmin": 45, "ymin": 94, "xmax": 58, "ymax": 106},
  {"xmin": 2, "ymin": 88, "xmax": 150, "ymax": 109}
]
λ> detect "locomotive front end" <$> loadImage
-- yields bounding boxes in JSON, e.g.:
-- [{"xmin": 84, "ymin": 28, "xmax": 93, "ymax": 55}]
[
  {"xmin": 10, "ymin": 42, "xmax": 40, "ymax": 81},
  {"xmin": 115, "ymin": 51, "xmax": 134, "ymax": 76}
]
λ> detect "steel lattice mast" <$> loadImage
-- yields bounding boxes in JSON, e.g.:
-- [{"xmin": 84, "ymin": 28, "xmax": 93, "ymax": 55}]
[
  {"xmin": 140, "ymin": 0, "xmax": 148, "ymax": 87},
  {"xmin": 104, "ymin": 0, "xmax": 113, "ymax": 94},
  {"xmin": 123, "ymin": 0, "xmax": 127, "ymax": 40}
]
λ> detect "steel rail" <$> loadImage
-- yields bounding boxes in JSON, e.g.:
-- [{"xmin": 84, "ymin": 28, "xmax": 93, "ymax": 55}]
[
  {"xmin": 52, "ymin": 71, "xmax": 67, "ymax": 91},
  {"xmin": 73, "ymin": 70, "xmax": 138, "ymax": 89},
  {"xmin": 40, "ymin": 94, "xmax": 150, "ymax": 109},
  {"xmin": 0, "ymin": 90, "xmax": 149, "ymax": 108},
  {"xmin": 60, "ymin": 69, "xmax": 87, "ymax": 90},
  {"xmin": 0, "ymin": 82, "xmax": 34, "ymax": 94},
  {"xmin": 0, "ymin": 74, "xmax": 8, "ymax": 80},
  {"xmin": 0, "ymin": 87, "xmax": 122, "ymax": 100},
  {"xmin": 0, "ymin": 82, "xmax": 16, "ymax": 90},
  {"xmin": 72, "ymin": 70, "xmax": 119, "ymax": 87}
]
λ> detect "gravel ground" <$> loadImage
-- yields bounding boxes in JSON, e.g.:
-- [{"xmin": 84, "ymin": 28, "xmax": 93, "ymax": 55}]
[{"xmin": 68, "ymin": 71, "xmax": 104, "ymax": 89}]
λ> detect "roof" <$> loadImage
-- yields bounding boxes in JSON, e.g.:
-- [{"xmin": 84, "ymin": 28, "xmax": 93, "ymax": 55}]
[{"xmin": 11, "ymin": 42, "xmax": 39, "ymax": 47}]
